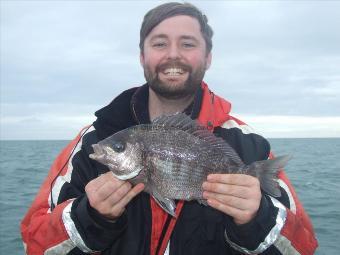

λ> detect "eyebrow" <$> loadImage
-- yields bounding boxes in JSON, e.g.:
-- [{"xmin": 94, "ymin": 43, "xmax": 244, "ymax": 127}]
[
  {"xmin": 180, "ymin": 35, "xmax": 199, "ymax": 42},
  {"xmin": 149, "ymin": 34, "xmax": 199, "ymax": 43},
  {"xmin": 149, "ymin": 34, "xmax": 168, "ymax": 41}
]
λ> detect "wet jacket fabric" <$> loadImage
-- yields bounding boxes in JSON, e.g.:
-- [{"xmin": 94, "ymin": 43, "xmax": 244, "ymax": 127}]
[{"xmin": 21, "ymin": 83, "xmax": 318, "ymax": 255}]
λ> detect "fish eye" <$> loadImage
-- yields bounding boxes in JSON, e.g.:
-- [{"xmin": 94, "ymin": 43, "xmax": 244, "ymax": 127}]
[{"xmin": 113, "ymin": 141, "xmax": 125, "ymax": 153}]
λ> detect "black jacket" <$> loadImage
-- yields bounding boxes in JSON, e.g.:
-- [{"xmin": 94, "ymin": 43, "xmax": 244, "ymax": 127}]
[{"xmin": 59, "ymin": 84, "xmax": 288, "ymax": 254}]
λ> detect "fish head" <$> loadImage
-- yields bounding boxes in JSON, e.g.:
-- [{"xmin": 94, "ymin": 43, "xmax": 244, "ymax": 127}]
[{"xmin": 89, "ymin": 129, "xmax": 144, "ymax": 180}]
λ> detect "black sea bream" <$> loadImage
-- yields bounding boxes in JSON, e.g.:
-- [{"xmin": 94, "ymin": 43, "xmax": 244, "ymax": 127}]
[{"xmin": 89, "ymin": 113, "xmax": 289, "ymax": 216}]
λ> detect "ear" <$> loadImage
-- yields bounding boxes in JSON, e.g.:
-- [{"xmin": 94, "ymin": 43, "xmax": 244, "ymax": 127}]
[
  {"xmin": 140, "ymin": 52, "xmax": 145, "ymax": 67},
  {"xmin": 205, "ymin": 52, "xmax": 212, "ymax": 70}
]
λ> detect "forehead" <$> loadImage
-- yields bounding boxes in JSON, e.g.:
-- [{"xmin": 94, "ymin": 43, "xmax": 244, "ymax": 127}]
[{"xmin": 146, "ymin": 15, "xmax": 203, "ymax": 40}]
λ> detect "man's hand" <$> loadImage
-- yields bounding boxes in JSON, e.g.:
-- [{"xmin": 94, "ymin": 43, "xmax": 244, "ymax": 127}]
[
  {"xmin": 85, "ymin": 172, "xmax": 145, "ymax": 221},
  {"xmin": 202, "ymin": 174, "xmax": 261, "ymax": 225}
]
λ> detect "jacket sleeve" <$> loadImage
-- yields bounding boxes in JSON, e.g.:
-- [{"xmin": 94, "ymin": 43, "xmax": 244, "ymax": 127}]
[
  {"xmin": 217, "ymin": 119, "xmax": 318, "ymax": 254},
  {"xmin": 20, "ymin": 126, "xmax": 127, "ymax": 255}
]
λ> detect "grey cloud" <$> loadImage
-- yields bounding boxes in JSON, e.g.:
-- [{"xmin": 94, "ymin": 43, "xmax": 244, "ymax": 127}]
[
  {"xmin": 201, "ymin": 1, "xmax": 340, "ymax": 117},
  {"xmin": 1, "ymin": 1, "xmax": 340, "ymax": 139}
]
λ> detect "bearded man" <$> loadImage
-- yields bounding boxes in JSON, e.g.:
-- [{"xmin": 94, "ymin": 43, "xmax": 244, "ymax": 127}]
[{"xmin": 21, "ymin": 2, "xmax": 317, "ymax": 255}]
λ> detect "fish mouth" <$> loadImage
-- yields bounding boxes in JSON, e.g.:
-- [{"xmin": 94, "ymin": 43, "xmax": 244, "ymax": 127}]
[
  {"xmin": 89, "ymin": 144, "xmax": 104, "ymax": 161},
  {"xmin": 92, "ymin": 144, "xmax": 103, "ymax": 154}
]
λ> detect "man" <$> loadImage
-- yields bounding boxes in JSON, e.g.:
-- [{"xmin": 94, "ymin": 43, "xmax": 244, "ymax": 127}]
[{"xmin": 21, "ymin": 2, "xmax": 318, "ymax": 255}]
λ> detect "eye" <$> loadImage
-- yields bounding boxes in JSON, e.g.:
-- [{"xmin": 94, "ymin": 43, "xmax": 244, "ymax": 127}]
[
  {"xmin": 182, "ymin": 42, "xmax": 195, "ymax": 48},
  {"xmin": 112, "ymin": 141, "xmax": 125, "ymax": 153},
  {"xmin": 152, "ymin": 42, "xmax": 167, "ymax": 48}
]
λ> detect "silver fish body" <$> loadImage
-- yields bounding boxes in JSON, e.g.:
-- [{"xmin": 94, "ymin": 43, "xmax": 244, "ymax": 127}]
[{"xmin": 90, "ymin": 113, "xmax": 289, "ymax": 216}]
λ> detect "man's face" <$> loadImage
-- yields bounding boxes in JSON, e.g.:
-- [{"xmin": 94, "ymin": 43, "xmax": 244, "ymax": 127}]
[{"xmin": 140, "ymin": 15, "xmax": 212, "ymax": 99}]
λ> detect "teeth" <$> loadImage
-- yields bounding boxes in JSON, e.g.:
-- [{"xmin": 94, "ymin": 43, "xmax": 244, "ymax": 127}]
[{"xmin": 164, "ymin": 68, "xmax": 184, "ymax": 76}]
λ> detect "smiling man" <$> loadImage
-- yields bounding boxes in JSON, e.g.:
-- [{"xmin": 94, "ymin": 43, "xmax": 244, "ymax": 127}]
[
  {"xmin": 141, "ymin": 14, "xmax": 212, "ymax": 120},
  {"xmin": 21, "ymin": 2, "xmax": 317, "ymax": 255},
  {"xmin": 142, "ymin": 15, "xmax": 210, "ymax": 99}
]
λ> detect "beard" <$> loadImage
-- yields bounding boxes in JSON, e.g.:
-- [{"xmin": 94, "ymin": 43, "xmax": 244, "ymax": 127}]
[{"xmin": 143, "ymin": 60, "xmax": 207, "ymax": 100}]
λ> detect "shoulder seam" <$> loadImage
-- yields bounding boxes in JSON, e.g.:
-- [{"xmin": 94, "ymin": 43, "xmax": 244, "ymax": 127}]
[
  {"xmin": 220, "ymin": 118, "xmax": 258, "ymax": 135},
  {"xmin": 48, "ymin": 126, "xmax": 95, "ymax": 210}
]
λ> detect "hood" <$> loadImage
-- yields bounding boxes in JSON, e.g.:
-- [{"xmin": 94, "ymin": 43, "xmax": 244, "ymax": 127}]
[{"xmin": 92, "ymin": 82, "xmax": 230, "ymax": 140}]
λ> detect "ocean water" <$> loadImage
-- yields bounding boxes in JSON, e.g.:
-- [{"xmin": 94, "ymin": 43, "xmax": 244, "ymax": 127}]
[{"xmin": 0, "ymin": 138, "xmax": 339, "ymax": 254}]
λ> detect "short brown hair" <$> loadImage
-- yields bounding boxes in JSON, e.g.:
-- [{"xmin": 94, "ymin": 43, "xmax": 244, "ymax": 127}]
[{"xmin": 139, "ymin": 2, "xmax": 213, "ymax": 54}]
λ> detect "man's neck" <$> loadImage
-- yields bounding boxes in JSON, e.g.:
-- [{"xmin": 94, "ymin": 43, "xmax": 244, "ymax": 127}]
[{"xmin": 148, "ymin": 88, "xmax": 195, "ymax": 121}]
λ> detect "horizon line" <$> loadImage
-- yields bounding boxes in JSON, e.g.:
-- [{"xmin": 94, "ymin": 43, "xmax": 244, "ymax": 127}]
[{"xmin": 1, "ymin": 137, "xmax": 340, "ymax": 141}]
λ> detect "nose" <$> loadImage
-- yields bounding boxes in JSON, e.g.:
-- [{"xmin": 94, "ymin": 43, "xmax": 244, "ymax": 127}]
[{"xmin": 167, "ymin": 44, "xmax": 181, "ymax": 60}]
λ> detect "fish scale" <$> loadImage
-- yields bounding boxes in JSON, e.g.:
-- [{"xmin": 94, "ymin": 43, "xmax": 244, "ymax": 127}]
[
  {"xmin": 90, "ymin": 113, "xmax": 291, "ymax": 216},
  {"xmin": 149, "ymin": 158, "xmax": 206, "ymax": 200}
]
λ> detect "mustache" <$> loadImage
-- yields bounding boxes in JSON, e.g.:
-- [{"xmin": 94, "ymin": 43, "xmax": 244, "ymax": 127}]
[{"xmin": 155, "ymin": 60, "xmax": 192, "ymax": 73}]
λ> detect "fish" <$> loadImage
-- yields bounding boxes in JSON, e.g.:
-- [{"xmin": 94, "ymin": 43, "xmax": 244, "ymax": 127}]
[{"xmin": 89, "ymin": 113, "xmax": 290, "ymax": 217}]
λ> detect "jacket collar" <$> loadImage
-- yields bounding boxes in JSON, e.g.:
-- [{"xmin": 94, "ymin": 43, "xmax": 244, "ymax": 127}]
[
  {"xmin": 197, "ymin": 82, "xmax": 231, "ymax": 130},
  {"xmin": 93, "ymin": 82, "xmax": 231, "ymax": 140},
  {"xmin": 130, "ymin": 84, "xmax": 204, "ymax": 125},
  {"xmin": 93, "ymin": 86, "xmax": 139, "ymax": 140}
]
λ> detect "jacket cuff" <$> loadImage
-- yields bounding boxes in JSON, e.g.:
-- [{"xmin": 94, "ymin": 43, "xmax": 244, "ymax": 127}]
[
  {"xmin": 70, "ymin": 195, "xmax": 127, "ymax": 251},
  {"xmin": 224, "ymin": 195, "xmax": 286, "ymax": 254}
]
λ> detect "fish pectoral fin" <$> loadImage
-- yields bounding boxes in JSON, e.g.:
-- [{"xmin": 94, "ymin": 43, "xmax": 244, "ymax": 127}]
[{"xmin": 152, "ymin": 193, "xmax": 177, "ymax": 217}]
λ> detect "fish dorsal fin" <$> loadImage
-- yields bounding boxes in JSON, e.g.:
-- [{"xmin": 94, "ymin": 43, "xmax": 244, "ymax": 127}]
[
  {"xmin": 152, "ymin": 112, "xmax": 200, "ymax": 132},
  {"xmin": 152, "ymin": 113, "xmax": 242, "ymax": 162}
]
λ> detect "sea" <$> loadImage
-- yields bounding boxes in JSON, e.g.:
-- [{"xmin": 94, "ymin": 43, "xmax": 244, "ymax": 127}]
[{"xmin": 0, "ymin": 138, "xmax": 339, "ymax": 254}]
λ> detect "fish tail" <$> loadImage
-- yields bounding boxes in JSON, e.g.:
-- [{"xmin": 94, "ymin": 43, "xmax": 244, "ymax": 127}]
[{"xmin": 248, "ymin": 155, "xmax": 291, "ymax": 197}]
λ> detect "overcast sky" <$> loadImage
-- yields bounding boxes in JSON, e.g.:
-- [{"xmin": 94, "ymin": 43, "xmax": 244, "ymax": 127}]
[{"xmin": 1, "ymin": 0, "xmax": 340, "ymax": 140}]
